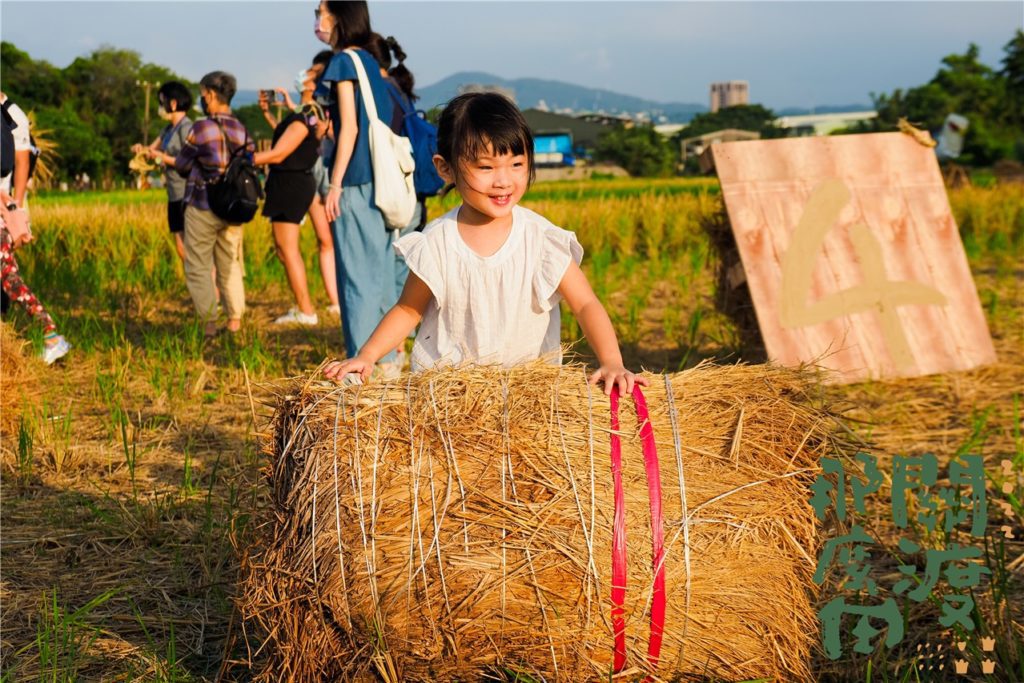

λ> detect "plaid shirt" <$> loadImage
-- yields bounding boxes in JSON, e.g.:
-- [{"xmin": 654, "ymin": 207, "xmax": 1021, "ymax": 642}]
[{"xmin": 174, "ymin": 114, "xmax": 255, "ymax": 211}]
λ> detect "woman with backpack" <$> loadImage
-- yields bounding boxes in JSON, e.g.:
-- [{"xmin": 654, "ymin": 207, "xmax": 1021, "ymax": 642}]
[
  {"xmin": 150, "ymin": 71, "xmax": 255, "ymax": 337},
  {"xmin": 316, "ymin": 0, "xmax": 405, "ymax": 377},
  {"xmin": 253, "ymin": 53, "xmax": 339, "ymax": 327}
]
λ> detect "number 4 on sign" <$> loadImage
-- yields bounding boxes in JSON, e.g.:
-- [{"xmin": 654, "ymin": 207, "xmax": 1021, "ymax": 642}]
[{"xmin": 779, "ymin": 179, "xmax": 948, "ymax": 373}]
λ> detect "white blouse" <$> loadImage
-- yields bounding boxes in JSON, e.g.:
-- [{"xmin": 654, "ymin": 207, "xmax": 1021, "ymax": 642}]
[{"xmin": 394, "ymin": 205, "xmax": 583, "ymax": 371}]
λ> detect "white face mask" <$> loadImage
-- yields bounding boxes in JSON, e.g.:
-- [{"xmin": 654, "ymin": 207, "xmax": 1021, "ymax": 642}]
[{"xmin": 294, "ymin": 70, "xmax": 309, "ymax": 95}]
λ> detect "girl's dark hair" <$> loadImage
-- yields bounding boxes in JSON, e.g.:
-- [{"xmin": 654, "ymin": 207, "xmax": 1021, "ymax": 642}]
[
  {"xmin": 158, "ymin": 81, "xmax": 192, "ymax": 112},
  {"xmin": 386, "ymin": 36, "xmax": 416, "ymax": 102},
  {"xmin": 364, "ymin": 33, "xmax": 391, "ymax": 70},
  {"xmin": 325, "ymin": 1, "xmax": 372, "ymax": 50},
  {"xmin": 364, "ymin": 34, "xmax": 417, "ymax": 102},
  {"xmin": 312, "ymin": 50, "xmax": 333, "ymax": 70},
  {"xmin": 437, "ymin": 93, "xmax": 535, "ymax": 187}
]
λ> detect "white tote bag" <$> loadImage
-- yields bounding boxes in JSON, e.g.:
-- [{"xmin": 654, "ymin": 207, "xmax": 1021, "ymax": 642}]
[{"xmin": 344, "ymin": 49, "xmax": 417, "ymax": 229}]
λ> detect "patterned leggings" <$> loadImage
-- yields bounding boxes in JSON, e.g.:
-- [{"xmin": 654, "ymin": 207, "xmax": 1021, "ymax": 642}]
[{"xmin": 1, "ymin": 227, "xmax": 56, "ymax": 334}]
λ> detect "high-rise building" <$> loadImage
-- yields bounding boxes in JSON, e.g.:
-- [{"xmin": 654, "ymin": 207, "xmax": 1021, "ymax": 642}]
[{"xmin": 710, "ymin": 81, "xmax": 749, "ymax": 113}]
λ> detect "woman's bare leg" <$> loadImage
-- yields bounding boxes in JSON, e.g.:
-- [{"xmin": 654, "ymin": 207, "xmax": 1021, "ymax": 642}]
[
  {"xmin": 273, "ymin": 221, "xmax": 315, "ymax": 314},
  {"xmin": 308, "ymin": 196, "xmax": 339, "ymax": 308}
]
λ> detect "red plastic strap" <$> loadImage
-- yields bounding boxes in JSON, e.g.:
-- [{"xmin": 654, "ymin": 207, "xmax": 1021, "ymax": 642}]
[
  {"xmin": 608, "ymin": 389, "xmax": 628, "ymax": 672},
  {"xmin": 608, "ymin": 386, "xmax": 666, "ymax": 675}
]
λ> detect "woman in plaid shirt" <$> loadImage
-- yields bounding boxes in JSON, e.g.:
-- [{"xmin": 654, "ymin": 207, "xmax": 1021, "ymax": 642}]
[{"xmin": 152, "ymin": 71, "xmax": 255, "ymax": 338}]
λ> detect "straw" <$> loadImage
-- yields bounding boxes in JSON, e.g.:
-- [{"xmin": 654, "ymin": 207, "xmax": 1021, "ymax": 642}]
[{"xmin": 238, "ymin": 360, "xmax": 840, "ymax": 682}]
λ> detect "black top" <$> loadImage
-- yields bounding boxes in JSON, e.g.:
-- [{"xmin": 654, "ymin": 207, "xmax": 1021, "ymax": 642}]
[{"xmin": 270, "ymin": 112, "xmax": 319, "ymax": 172}]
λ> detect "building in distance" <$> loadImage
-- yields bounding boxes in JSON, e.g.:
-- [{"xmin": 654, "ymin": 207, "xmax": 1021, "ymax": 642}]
[{"xmin": 710, "ymin": 81, "xmax": 749, "ymax": 113}]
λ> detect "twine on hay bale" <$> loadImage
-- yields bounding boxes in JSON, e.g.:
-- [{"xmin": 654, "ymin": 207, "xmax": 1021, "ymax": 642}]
[{"xmin": 239, "ymin": 360, "xmax": 838, "ymax": 682}]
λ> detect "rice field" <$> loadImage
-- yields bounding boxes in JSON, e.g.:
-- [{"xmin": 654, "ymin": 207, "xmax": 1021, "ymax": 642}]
[{"xmin": 1, "ymin": 177, "xmax": 1021, "ymax": 681}]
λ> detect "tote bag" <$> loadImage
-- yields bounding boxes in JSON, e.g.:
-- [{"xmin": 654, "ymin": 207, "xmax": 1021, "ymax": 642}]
[{"xmin": 344, "ymin": 49, "xmax": 417, "ymax": 229}]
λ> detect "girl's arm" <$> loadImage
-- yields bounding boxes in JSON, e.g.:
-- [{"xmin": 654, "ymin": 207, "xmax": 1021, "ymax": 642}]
[
  {"xmin": 324, "ymin": 80, "xmax": 357, "ymax": 223},
  {"xmin": 323, "ymin": 273, "xmax": 433, "ymax": 381},
  {"xmin": 253, "ymin": 120, "xmax": 308, "ymax": 166},
  {"xmin": 275, "ymin": 87, "xmax": 297, "ymax": 111},
  {"xmin": 559, "ymin": 261, "xmax": 649, "ymax": 396}
]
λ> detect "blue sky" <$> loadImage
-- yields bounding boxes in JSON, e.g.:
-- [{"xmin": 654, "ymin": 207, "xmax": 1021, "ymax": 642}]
[{"xmin": 2, "ymin": 1, "xmax": 1021, "ymax": 109}]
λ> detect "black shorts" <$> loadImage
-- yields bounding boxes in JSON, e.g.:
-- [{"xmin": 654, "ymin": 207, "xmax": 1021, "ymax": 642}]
[
  {"xmin": 262, "ymin": 170, "xmax": 316, "ymax": 225},
  {"xmin": 167, "ymin": 200, "xmax": 185, "ymax": 233}
]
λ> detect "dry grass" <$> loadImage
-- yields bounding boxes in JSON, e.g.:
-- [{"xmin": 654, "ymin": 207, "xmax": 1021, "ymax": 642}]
[{"xmin": 239, "ymin": 360, "xmax": 845, "ymax": 682}]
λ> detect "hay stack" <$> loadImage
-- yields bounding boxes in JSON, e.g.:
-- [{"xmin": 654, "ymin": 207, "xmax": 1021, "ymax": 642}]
[
  {"xmin": 0, "ymin": 322, "xmax": 36, "ymax": 440},
  {"xmin": 240, "ymin": 361, "xmax": 836, "ymax": 682}
]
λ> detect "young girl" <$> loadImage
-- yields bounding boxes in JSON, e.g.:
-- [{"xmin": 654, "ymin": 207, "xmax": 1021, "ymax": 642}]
[{"xmin": 323, "ymin": 93, "xmax": 647, "ymax": 397}]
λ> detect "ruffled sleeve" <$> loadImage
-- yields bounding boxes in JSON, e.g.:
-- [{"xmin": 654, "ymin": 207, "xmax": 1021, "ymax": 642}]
[
  {"xmin": 321, "ymin": 51, "xmax": 356, "ymax": 86},
  {"xmin": 394, "ymin": 231, "xmax": 445, "ymax": 308},
  {"xmin": 533, "ymin": 226, "xmax": 584, "ymax": 312}
]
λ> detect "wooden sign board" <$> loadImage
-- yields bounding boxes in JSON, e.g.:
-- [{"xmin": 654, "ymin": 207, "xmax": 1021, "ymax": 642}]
[{"xmin": 711, "ymin": 132, "xmax": 996, "ymax": 383}]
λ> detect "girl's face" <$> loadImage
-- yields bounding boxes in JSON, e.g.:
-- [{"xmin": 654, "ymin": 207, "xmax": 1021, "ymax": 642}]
[{"xmin": 438, "ymin": 146, "xmax": 529, "ymax": 224}]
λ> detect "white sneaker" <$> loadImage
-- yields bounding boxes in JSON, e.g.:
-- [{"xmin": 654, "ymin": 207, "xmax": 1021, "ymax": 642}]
[
  {"xmin": 326, "ymin": 304, "xmax": 341, "ymax": 317},
  {"xmin": 272, "ymin": 307, "xmax": 319, "ymax": 326},
  {"xmin": 41, "ymin": 335, "xmax": 71, "ymax": 365}
]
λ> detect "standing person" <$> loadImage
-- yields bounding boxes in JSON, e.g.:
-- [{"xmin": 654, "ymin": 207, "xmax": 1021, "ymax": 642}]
[
  {"xmin": 323, "ymin": 93, "xmax": 647, "ymax": 397},
  {"xmin": 1, "ymin": 92, "xmax": 33, "ymax": 317},
  {"xmin": 267, "ymin": 53, "xmax": 342, "ymax": 320},
  {"xmin": 150, "ymin": 71, "xmax": 253, "ymax": 337},
  {"xmin": 316, "ymin": 0, "xmax": 401, "ymax": 373},
  {"xmin": 132, "ymin": 81, "xmax": 193, "ymax": 263},
  {"xmin": 253, "ymin": 58, "xmax": 336, "ymax": 326},
  {"xmin": 303, "ymin": 50, "xmax": 342, "ymax": 317},
  {"xmin": 364, "ymin": 32, "xmax": 426, "ymax": 226},
  {"xmin": 0, "ymin": 190, "xmax": 70, "ymax": 364},
  {"xmin": 0, "ymin": 92, "xmax": 32, "ymax": 209}
]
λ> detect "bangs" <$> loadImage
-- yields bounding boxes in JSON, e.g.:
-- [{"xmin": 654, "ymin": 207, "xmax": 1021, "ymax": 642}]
[
  {"xmin": 455, "ymin": 123, "xmax": 531, "ymax": 162},
  {"xmin": 438, "ymin": 92, "xmax": 536, "ymax": 187}
]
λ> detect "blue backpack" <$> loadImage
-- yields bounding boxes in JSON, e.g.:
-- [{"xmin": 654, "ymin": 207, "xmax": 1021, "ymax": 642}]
[{"xmin": 395, "ymin": 97, "xmax": 445, "ymax": 197}]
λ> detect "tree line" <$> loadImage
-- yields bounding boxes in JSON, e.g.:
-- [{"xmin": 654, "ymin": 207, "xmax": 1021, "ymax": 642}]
[
  {"xmin": 0, "ymin": 41, "xmax": 279, "ymax": 185},
  {"xmin": 2, "ymin": 32, "xmax": 1021, "ymax": 182}
]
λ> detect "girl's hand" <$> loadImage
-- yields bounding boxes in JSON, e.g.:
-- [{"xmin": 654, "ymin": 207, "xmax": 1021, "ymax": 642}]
[
  {"xmin": 589, "ymin": 365, "xmax": 650, "ymax": 397},
  {"xmin": 325, "ymin": 186, "xmax": 343, "ymax": 222},
  {"xmin": 324, "ymin": 355, "xmax": 373, "ymax": 383}
]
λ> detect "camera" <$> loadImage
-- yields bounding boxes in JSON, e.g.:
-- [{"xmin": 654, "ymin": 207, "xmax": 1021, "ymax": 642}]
[{"xmin": 259, "ymin": 89, "xmax": 277, "ymax": 103}]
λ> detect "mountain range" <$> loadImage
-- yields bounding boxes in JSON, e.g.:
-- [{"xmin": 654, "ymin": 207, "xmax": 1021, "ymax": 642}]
[{"xmin": 235, "ymin": 72, "xmax": 870, "ymax": 123}]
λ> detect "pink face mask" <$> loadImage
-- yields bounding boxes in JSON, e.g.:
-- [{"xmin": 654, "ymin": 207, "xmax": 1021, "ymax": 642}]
[{"xmin": 315, "ymin": 17, "xmax": 332, "ymax": 45}]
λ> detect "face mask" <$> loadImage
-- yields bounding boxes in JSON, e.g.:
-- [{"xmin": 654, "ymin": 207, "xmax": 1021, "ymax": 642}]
[
  {"xmin": 295, "ymin": 70, "xmax": 310, "ymax": 95},
  {"xmin": 157, "ymin": 105, "xmax": 170, "ymax": 119},
  {"xmin": 200, "ymin": 96, "xmax": 209, "ymax": 115},
  {"xmin": 315, "ymin": 17, "xmax": 332, "ymax": 45}
]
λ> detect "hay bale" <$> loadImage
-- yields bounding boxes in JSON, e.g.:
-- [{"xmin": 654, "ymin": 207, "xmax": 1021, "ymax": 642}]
[
  {"xmin": 240, "ymin": 361, "xmax": 836, "ymax": 682},
  {"xmin": 0, "ymin": 322, "xmax": 36, "ymax": 440}
]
